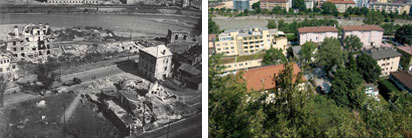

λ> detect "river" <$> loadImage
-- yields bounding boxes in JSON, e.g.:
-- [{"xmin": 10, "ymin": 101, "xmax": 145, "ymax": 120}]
[{"xmin": 0, "ymin": 13, "xmax": 201, "ymax": 38}]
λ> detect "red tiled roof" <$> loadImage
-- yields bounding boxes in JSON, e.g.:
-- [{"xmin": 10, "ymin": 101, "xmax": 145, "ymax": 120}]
[
  {"xmin": 396, "ymin": 45, "xmax": 412, "ymax": 56},
  {"xmin": 261, "ymin": 0, "xmax": 288, "ymax": 3},
  {"xmin": 327, "ymin": 0, "xmax": 356, "ymax": 4},
  {"xmin": 390, "ymin": 71, "xmax": 412, "ymax": 91},
  {"xmin": 298, "ymin": 26, "xmax": 339, "ymax": 33},
  {"xmin": 239, "ymin": 63, "xmax": 305, "ymax": 92},
  {"xmin": 342, "ymin": 25, "xmax": 384, "ymax": 31}
]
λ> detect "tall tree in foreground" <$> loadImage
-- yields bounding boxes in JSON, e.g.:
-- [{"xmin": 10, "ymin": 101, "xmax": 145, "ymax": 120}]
[
  {"xmin": 262, "ymin": 48, "xmax": 287, "ymax": 65},
  {"xmin": 35, "ymin": 62, "xmax": 58, "ymax": 96},
  {"xmin": 356, "ymin": 53, "xmax": 381, "ymax": 83},
  {"xmin": 300, "ymin": 42, "xmax": 317, "ymax": 69},
  {"xmin": 0, "ymin": 73, "xmax": 12, "ymax": 107},
  {"xmin": 343, "ymin": 35, "xmax": 363, "ymax": 52},
  {"xmin": 208, "ymin": 18, "xmax": 220, "ymax": 34},
  {"xmin": 316, "ymin": 37, "xmax": 347, "ymax": 72},
  {"xmin": 363, "ymin": 11, "xmax": 384, "ymax": 25},
  {"xmin": 394, "ymin": 24, "xmax": 412, "ymax": 45},
  {"xmin": 329, "ymin": 68, "xmax": 365, "ymax": 109},
  {"xmin": 267, "ymin": 20, "xmax": 277, "ymax": 29}
]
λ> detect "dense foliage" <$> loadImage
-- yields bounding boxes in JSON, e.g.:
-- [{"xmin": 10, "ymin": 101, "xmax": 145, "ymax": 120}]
[
  {"xmin": 395, "ymin": 24, "xmax": 412, "ymax": 45},
  {"xmin": 209, "ymin": 54, "xmax": 412, "ymax": 137},
  {"xmin": 316, "ymin": 37, "xmax": 347, "ymax": 72},
  {"xmin": 262, "ymin": 48, "xmax": 287, "ymax": 65},
  {"xmin": 208, "ymin": 18, "xmax": 220, "ymax": 34},
  {"xmin": 356, "ymin": 53, "xmax": 381, "ymax": 83}
]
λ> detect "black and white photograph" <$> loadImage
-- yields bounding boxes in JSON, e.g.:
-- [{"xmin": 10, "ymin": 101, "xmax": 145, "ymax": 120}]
[{"xmin": 0, "ymin": 0, "xmax": 202, "ymax": 137}]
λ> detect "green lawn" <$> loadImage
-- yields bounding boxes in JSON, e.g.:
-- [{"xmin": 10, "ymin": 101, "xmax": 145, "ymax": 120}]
[{"xmin": 219, "ymin": 52, "xmax": 265, "ymax": 64}]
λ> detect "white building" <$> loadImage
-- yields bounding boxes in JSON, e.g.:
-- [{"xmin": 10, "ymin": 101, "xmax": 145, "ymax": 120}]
[
  {"xmin": 342, "ymin": 25, "xmax": 384, "ymax": 49},
  {"xmin": 138, "ymin": 45, "xmax": 173, "ymax": 81},
  {"xmin": 0, "ymin": 54, "xmax": 13, "ymax": 74},
  {"xmin": 298, "ymin": 26, "xmax": 339, "ymax": 45}
]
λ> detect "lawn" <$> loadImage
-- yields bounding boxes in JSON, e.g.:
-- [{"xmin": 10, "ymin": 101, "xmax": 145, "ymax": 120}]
[{"xmin": 219, "ymin": 52, "xmax": 265, "ymax": 64}]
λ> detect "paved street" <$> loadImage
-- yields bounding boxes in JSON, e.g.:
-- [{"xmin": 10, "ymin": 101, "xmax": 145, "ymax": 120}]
[{"xmin": 134, "ymin": 113, "xmax": 202, "ymax": 138}]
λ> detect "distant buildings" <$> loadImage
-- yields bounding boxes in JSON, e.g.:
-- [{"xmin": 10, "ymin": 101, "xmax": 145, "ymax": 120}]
[
  {"xmin": 396, "ymin": 45, "xmax": 412, "ymax": 71},
  {"xmin": 260, "ymin": 0, "xmax": 292, "ymax": 12},
  {"xmin": 6, "ymin": 24, "xmax": 54, "ymax": 62},
  {"xmin": 368, "ymin": 3, "xmax": 411, "ymax": 15},
  {"xmin": 390, "ymin": 71, "xmax": 412, "ymax": 93},
  {"xmin": 239, "ymin": 63, "xmax": 305, "ymax": 92},
  {"xmin": 327, "ymin": 0, "xmax": 356, "ymax": 12},
  {"xmin": 47, "ymin": 0, "xmax": 98, "ymax": 4},
  {"xmin": 298, "ymin": 26, "xmax": 339, "ymax": 45},
  {"xmin": 233, "ymin": 0, "xmax": 250, "ymax": 11},
  {"xmin": 138, "ymin": 45, "xmax": 173, "ymax": 81},
  {"xmin": 167, "ymin": 29, "xmax": 191, "ymax": 44},
  {"xmin": 342, "ymin": 25, "xmax": 384, "ymax": 49},
  {"xmin": 305, "ymin": 0, "xmax": 315, "ymax": 9},
  {"xmin": 213, "ymin": 28, "xmax": 287, "ymax": 56},
  {"xmin": 363, "ymin": 47, "xmax": 401, "ymax": 76},
  {"xmin": 0, "ymin": 54, "xmax": 16, "ymax": 74}
]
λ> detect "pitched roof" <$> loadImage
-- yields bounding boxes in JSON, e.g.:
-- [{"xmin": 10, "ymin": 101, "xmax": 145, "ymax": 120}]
[
  {"xmin": 261, "ymin": 0, "xmax": 288, "ymax": 3},
  {"xmin": 298, "ymin": 26, "xmax": 339, "ymax": 33},
  {"xmin": 178, "ymin": 63, "xmax": 201, "ymax": 76},
  {"xmin": 327, "ymin": 0, "xmax": 356, "ymax": 4},
  {"xmin": 362, "ymin": 47, "xmax": 402, "ymax": 60},
  {"xmin": 342, "ymin": 25, "xmax": 384, "ymax": 31},
  {"xmin": 390, "ymin": 71, "xmax": 412, "ymax": 91},
  {"xmin": 396, "ymin": 45, "xmax": 412, "ymax": 56},
  {"xmin": 239, "ymin": 63, "xmax": 305, "ymax": 92},
  {"xmin": 141, "ymin": 45, "xmax": 172, "ymax": 58}
]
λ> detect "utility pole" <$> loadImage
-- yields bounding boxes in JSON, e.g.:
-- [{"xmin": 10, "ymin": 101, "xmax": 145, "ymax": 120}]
[
  {"xmin": 63, "ymin": 104, "xmax": 66, "ymax": 138},
  {"xmin": 166, "ymin": 117, "xmax": 171, "ymax": 138}
]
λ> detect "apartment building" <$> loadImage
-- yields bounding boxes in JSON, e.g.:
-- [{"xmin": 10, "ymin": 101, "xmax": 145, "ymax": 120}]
[
  {"xmin": 396, "ymin": 45, "xmax": 412, "ymax": 71},
  {"xmin": 298, "ymin": 26, "xmax": 339, "ymax": 45},
  {"xmin": 0, "ymin": 54, "xmax": 16, "ymax": 74},
  {"xmin": 342, "ymin": 25, "xmax": 384, "ymax": 49},
  {"xmin": 233, "ymin": 0, "xmax": 250, "ymax": 10},
  {"xmin": 223, "ymin": 58, "xmax": 263, "ymax": 73},
  {"xmin": 138, "ymin": 45, "xmax": 173, "ymax": 81},
  {"xmin": 390, "ymin": 71, "xmax": 412, "ymax": 93},
  {"xmin": 327, "ymin": 0, "xmax": 356, "ymax": 12},
  {"xmin": 260, "ymin": 0, "xmax": 292, "ymax": 12},
  {"xmin": 368, "ymin": 3, "xmax": 411, "ymax": 15},
  {"xmin": 363, "ymin": 47, "xmax": 401, "ymax": 76},
  {"xmin": 6, "ymin": 24, "xmax": 53, "ymax": 62},
  {"xmin": 305, "ymin": 0, "xmax": 315, "ymax": 9},
  {"xmin": 213, "ymin": 28, "xmax": 287, "ymax": 56}
]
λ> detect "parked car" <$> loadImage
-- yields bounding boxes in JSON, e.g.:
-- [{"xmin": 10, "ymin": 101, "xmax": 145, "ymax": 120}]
[{"xmin": 63, "ymin": 77, "xmax": 82, "ymax": 86}]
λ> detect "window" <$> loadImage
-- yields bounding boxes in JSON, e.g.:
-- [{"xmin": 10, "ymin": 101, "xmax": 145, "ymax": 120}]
[
  {"xmin": 13, "ymin": 41, "xmax": 16, "ymax": 45},
  {"xmin": 183, "ymin": 35, "xmax": 187, "ymax": 40},
  {"xmin": 175, "ymin": 35, "xmax": 178, "ymax": 40},
  {"xmin": 21, "ymin": 47, "xmax": 24, "ymax": 51},
  {"xmin": 231, "ymin": 47, "xmax": 234, "ymax": 49}
]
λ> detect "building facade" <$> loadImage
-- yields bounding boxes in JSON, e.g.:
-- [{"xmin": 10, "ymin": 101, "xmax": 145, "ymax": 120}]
[
  {"xmin": 47, "ymin": 0, "xmax": 98, "ymax": 4},
  {"xmin": 166, "ymin": 29, "xmax": 191, "ymax": 44},
  {"xmin": 368, "ymin": 3, "xmax": 411, "ymax": 15},
  {"xmin": 363, "ymin": 47, "xmax": 401, "ymax": 76},
  {"xmin": 327, "ymin": 0, "xmax": 356, "ymax": 12},
  {"xmin": 298, "ymin": 26, "xmax": 339, "ymax": 45},
  {"xmin": 305, "ymin": 0, "xmax": 315, "ymax": 9},
  {"xmin": 260, "ymin": 0, "xmax": 291, "ymax": 12},
  {"xmin": 233, "ymin": 0, "xmax": 250, "ymax": 10},
  {"xmin": 6, "ymin": 24, "xmax": 53, "ymax": 62},
  {"xmin": 0, "ymin": 54, "xmax": 15, "ymax": 74},
  {"xmin": 342, "ymin": 25, "xmax": 384, "ymax": 49},
  {"xmin": 223, "ymin": 58, "xmax": 263, "ymax": 73},
  {"xmin": 396, "ymin": 45, "xmax": 412, "ymax": 71},
  {"xmin": 213, "ymin": 28, "xmax": 287, "ymax": 56},
  {"xmin": 138, "ymin": 45, "xmax": 173, "ymax": 81}
]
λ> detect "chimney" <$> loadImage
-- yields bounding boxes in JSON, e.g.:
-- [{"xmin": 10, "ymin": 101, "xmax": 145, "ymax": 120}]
[{"xmin": 14, "ymin": 26, "xmax": 19, "ymax": 38}]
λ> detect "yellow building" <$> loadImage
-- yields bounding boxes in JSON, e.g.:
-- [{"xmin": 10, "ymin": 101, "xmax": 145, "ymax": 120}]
[
  {"xmin": 260, "ymin": 0, "xmax": 291, "ymax": 12},
  {"xmin": 368, "ymin": 3, "xmax": 411, "ymax": 15},
  {"xmin": 213, "ymin": 28, "xmax": 288, "ymax": 56}
]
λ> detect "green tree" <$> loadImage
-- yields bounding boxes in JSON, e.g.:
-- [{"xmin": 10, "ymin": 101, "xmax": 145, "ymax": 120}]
[
  {"xmin": 292, "ymin": 0, "xmax": 306, "ymax": 11},
  {"xmin": 267, "ymin": 20, "xmax": 277, "ymax": 29},
  {"xmin": 343, "ymin": 35, "xmax": 363, "ymax": 52},
  {"xmin": 316, "ymin": 37, "xmax": 347, "ymax": 71},
  {"xmin": 394, "ymin": 24, "xmax": 412, "ymax": 45},
  {"xmin": 208, "ymin": 18, "xmax": 220, "ymax": 34},
  {"xmin": 356, "ymin": 53, "xmax": 381, "ymax": 83},
  {"xmin": 300, "ymin": 42, "xmax": 317, "ymax": 69},
  {"xmin": 321, "ymin": 2, "xmax": 338, "ymax": 14},
  {"xmin": 262, "ymin": 48, "xmax": 287, "ymax": 65},
  {"xmin": 252, "ymin": 1, "xmax": 260, "ymax": 9},
  {"xmin": 329, "ymin": 68, "xmax": 365, "ymax": 109},
  {"xmin": 363, "ymin": 11, "xmax": 384, "ymax": 25}
]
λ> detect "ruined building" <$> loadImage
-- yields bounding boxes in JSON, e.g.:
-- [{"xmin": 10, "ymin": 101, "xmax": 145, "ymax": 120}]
[
  {"xmin": 6, "ymin": 24, "xmax": 53, "ymax": 62},
  {"xmin": 138, "ymin": 45, "xmax": 173, "ymax": 81}
]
